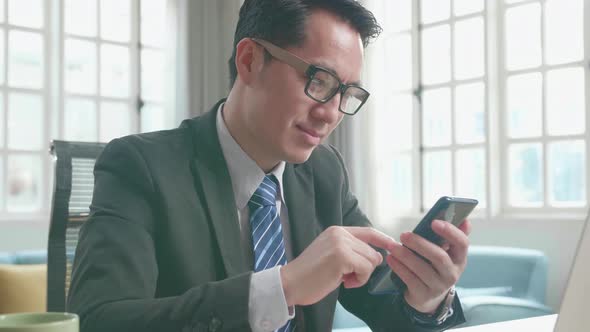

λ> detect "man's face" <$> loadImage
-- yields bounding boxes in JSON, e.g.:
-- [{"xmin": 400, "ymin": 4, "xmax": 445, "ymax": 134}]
[{"xmin": 244, "ymin": 9, "xmax": 364, "ymax": 166}]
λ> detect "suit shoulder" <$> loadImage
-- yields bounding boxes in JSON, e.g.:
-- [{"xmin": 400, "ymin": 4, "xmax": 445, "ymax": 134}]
[
  {"xmin": 307, "ymin": 144, "xmax": 345, "ymax": 170},
  {"xmin": 107, "ymin": 126, "xmax": 194, "ymax": 162}
]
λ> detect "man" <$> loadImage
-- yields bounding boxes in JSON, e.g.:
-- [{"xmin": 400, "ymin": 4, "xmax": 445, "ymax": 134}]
[{"xmin": 68, "ymin": 0, "xmax": 470, "ymax": 331}]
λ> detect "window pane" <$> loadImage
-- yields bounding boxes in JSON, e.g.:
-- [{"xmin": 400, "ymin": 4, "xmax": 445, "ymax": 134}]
[
  {"xmin": 8, "ymin": 93, "xmax": 42, "ymax": 150},
  {"xmin": 392, "ymin": 154, "xmax": 413, "ymax": 209},
  {"xmin": 0, "ymin": 1, "xmax": 4, "ymax": 23},
  {"xmin": 456, "ymin": 148, "xmax": 486, "ymax": 207},
  {"xmin": 546, "ymin": 67, "xmax": 585, "ymax": 136},
  {"xmin": 100, "ymin": 44, "xmax": 130, "ymax": 97},
  {"xmin": 385, "ymin": 33, "xmax": 412, "ymax": 91},
  {"xmin": 65, "ymin": 0, "xmax": 97, "ymax": 37},
  {"xmin": 382, "ymin": 0, "xmax": 412, "ymax": 33},
  {"xmin": 100, "ymin": 102, "xmax": 131, "ymax": 142},
  {"xmin": 505, "ymin": 4, "xmax": 542, "ymax": 71},
  {"xmin": 421, "ymin": 25, "xmax": 451, "ymax": 85},
  {"xmin": 376, "ymin": 154, "xmax": 413, "ymax": 219},
  {"xmin": 454, "ymin": 17, "xmax": 484, "ymax": 80},
  {"xmin": 7, "ymin": 154, "xmax": 42, "ymax": 212},
  {"xmin": 141, "ymin": 49, "xmax": 165, "ymax": 102},
  {"xmin": 423, "ymin": 151, "xmax": 452, "ymax": 208},
  {"xmin": 141, "ymin": 104, "xmax": 166, "ymax": 133},
  {"xmin": 0, "ymin": 158, "xmax": 3, "ymax": 209},
  {"xmin": 507, "ymin": 73, "xmax": 542, "ymax": 138},
  {"xmin": 454, "ymin": 0, "xmax": 484, "ymax": 16},
  {"xmin": 390, "ymin": 94, "xmax": 413, "ymax": 150},
  {"xmin": 0, "ymin": 93, "xmax": 3, "ymax": 147},
  {"xmin": 455, "ymin": 82, "xmax": 485, "ymax": 144},
  {"xmin": 506, "ymin": 0, "xmax": 528, "ymax": 3},
  {"xmin": 100, "ymin": 0, "xmax": 130, "ymax": 42},
  {"xmin": 509, "ymin": 143, "xmax": 543, "ymax": 206},
  {"xmin": 545, "ymin": 0, "xmax": 583, "ymax": 65},
  {"xmin": 548, "ymin": 140, "xmax": 586, "ymax": 207},
  {"xmin": 141, "ymin": 0, "xmax": 166, "ymax": 47},
  {"xmin": 8, "ymin": 0, "xmax": 43, "ymax": 28},
  {"xmin": 64, "ymin": 98, "xmax": 97, "ymax": 142},
  {"xmin": 421, "ymin": 0, "xmax": 450, "ymax": 24},
  {"xmin": 374, "ymin": 93, "xmax": 413, "ymax": 154},
  {"xmin": 422, "ymin": 88, "xmax": 451, "ymax": 147},
  {"xmin": 9, "ymin": 31, "xmax": 43, "ymax": 89},
  {"xmin": 0, "ymin": 30, "xmax": 4, "ymax": 84},
  {"xmin": 65, "ymin": 38, "xmax": 96, "ymax": 94}
]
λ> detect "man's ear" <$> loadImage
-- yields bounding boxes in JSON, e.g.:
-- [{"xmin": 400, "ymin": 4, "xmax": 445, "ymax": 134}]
[{"xmin": 235, "ymin": 38, "xmax": 265, "ymax": 86}]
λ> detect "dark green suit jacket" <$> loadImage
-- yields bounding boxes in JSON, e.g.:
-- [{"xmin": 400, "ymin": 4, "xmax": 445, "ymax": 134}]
[{"xmin": 67, "ymin": 100, "xmax": 465, "ymax": 332}]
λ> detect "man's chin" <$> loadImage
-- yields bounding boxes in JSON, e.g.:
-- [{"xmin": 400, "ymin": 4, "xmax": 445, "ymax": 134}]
[{"xmin": 284, "ymin": 147, "xmax": 316, "ymax": 165}]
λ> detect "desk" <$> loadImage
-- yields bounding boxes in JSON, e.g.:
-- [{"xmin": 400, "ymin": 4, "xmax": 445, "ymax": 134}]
[{"xmin": 450, "ymin": 314, "xmax": 557, "ymax": 331}]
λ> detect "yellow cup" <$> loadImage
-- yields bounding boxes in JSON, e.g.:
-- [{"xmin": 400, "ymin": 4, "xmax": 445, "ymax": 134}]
[{"xmin": 0, "ymin": 312, "xmax": 78, "ymax": 332}]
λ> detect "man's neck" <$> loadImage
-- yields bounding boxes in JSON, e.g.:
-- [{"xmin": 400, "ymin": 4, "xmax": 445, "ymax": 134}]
[{"xmin": 222, "ymin": 95, "xmax": 280, "ymax": 173}]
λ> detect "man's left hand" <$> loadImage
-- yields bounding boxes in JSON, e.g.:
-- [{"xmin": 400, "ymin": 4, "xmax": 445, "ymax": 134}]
[{"xmin": 386, "ymin": 219, "xmax": 472, "ymax": 314}]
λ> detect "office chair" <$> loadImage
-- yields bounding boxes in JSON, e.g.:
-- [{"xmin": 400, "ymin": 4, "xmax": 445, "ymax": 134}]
[{"xmin": 46, "ymin": 140, "xmax": 106, "ymax": 312}]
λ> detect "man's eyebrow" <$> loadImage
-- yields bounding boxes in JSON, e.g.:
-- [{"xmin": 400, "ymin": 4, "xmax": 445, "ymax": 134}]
[{"xmin": 314, "ymin": 60, "xmax": 362, "ymax": 86}]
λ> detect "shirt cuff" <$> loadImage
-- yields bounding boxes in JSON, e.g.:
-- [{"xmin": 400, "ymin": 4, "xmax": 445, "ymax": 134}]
[{"xmin": 248, "ymin": 266, "xmax": 295, "ymax": 332}]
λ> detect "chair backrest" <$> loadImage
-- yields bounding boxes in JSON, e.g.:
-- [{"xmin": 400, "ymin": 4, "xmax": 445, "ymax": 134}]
[{"xmin": 47, "ymin": 140, "xmax": 106, "ymax": 312}]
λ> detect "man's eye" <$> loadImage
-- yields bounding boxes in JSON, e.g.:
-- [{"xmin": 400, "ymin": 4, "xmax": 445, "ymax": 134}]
[{"xmin": 312, "ymin": 78, "xmax": 327, "ymax": 86}]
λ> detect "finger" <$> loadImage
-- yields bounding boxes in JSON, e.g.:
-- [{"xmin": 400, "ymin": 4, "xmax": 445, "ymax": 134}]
[
  {"xmin": 431, "ymin": 220, "xmax": 470, "ymax": 265},
  {"xmin": 345, "ymin": 234, "xmax": 383, "ymax": 268},
  {"xmin": 343, "ymin": 249, "xmax": 375, "ymax": 288},
  {"xmin": 344, "ymin": 227, "xmax": 397, "ymax": 252},
  {"xmin": 389, "ymin": 241, "xmax": 445, "ymax": 291},
  {"xmin": 399, "ymin": 232, "xmax": 456, "ymax": 287},
  {"xmin": 386, "ymin": 255, "xmax": 427, "ymax": 295},
  {"xmin": 459, "ymin": 219, "xmax": 472, "ymax": 236}
]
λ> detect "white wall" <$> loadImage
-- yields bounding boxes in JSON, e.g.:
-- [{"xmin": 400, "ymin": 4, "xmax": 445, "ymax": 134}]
[{"xmin": 0, "ymin": 222, "xmax": 48, "ymax": 252}]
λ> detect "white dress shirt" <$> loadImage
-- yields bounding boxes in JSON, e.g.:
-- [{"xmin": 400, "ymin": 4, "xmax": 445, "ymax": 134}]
[{"xmin": 216, "ymin": 104, "xmax": 295, "ymax": 332}]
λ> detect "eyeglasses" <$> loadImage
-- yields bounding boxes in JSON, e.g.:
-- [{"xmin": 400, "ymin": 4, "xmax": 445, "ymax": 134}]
[{"xmin": 251, "ymin": 38, "xmax": 370, "ymax": 116}]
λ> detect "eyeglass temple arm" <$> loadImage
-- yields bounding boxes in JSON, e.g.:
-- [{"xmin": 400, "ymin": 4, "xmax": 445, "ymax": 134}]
[{"xmin": 251, "ymin": 38, "xmax": 310, "ymax": 74}]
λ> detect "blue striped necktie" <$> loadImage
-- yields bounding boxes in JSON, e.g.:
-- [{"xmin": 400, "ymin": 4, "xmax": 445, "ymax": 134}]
[{"xmin": 249, "ymin": 175, "xmax": 292, "ymax": 332}]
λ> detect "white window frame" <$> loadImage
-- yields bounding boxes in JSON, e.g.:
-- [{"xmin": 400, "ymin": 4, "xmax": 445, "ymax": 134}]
[
  {"xmin": 0, "ymin": 0, "xmax": 147, "ymax": 223},
  {"xmin": 0, "ymin": 0, "xmax": 52, "ymax": 223},
  {"xmin": 416, "ymin": 0, "xmax": 489, "ymax": 215},
  {"xmin": 371, "ymin": 0, "xmax": 589, "ymax": 223},
  {"xmin": 495, "ymin": 0, "xmax": 589, "ymax": 217}
]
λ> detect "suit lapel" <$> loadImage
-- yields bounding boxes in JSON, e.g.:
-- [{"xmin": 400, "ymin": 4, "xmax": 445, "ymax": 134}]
[
  {"xmin": 283, "ymin": 163, "xmax": 322, "ymax": 259},
  {"xmin": 186, "ymin": 100, "xmax": 248, "ymax": 277}
]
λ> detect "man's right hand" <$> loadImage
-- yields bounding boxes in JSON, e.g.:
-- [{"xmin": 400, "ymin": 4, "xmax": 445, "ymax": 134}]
[{"xmin": 280, "ymin": 226, "xmax": 396, "ymax": 306}]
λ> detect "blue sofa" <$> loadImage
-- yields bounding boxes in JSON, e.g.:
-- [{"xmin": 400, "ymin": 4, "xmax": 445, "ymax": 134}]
[
  {"xmin": 0, "ymin": 250, "xmax": 47, "ymax": 265},
  {"xmin": 332, "ymin": 245, "xmax": 554, "ymax": 331}
]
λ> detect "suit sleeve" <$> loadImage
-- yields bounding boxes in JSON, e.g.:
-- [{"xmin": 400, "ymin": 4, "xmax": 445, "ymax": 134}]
[
  {"xmin": 328, "ymin": 146, "xmax": 466, "ymax": 332},
  {"xmin": 67, "ymin": 138, "xmax": 252, "ymax": 332}
]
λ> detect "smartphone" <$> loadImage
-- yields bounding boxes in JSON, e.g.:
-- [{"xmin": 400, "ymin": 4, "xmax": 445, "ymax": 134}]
[{"xmin": 367, "ymin": 196, "xmax": 478, "ymax": 295}]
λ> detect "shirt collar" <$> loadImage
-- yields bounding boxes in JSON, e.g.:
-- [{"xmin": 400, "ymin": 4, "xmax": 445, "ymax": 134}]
[{"xmin": 216, "ymin": 103, "xmax": 286, "ymax": 210}]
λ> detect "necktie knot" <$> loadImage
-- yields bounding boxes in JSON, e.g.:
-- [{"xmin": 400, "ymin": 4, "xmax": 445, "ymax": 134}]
[{"xmin": 249, "ymin": 175, "xmax": 278, "ymax": 208}]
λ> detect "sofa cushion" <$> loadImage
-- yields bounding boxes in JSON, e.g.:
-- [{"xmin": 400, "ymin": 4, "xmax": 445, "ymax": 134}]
[{"xmin": 0, "ymin": 264, "xmax": 47, "ymax": 314}]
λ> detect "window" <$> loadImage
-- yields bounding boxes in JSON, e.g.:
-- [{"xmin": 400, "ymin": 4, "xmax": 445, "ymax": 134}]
[
  {"xmin": 368, "ymin": 0, "xmax": 587, "ymax": 220},
  {"xmin": 503, "ymin": 0, "xmax": 586, "ymax": 211},
  {"xmin": 0, "ymin": 0, "xmax": 170, "ymax": 221}
]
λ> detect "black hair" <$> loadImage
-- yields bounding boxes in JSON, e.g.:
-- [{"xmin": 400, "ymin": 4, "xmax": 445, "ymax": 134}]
[{"xmin": 228, "ymin": 0, "xmax": 382, "ymax": 88}]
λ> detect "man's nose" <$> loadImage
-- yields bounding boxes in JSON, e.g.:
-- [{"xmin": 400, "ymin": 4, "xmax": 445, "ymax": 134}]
[{"xmin": 311, "ymin": 94, "xmax": 341, "ymax": 124}]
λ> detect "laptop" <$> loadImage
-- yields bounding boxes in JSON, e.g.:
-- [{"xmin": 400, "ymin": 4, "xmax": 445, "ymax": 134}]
[{"xmin": 552, "ymin": 211, "xmax": 590, "ymax": 332}]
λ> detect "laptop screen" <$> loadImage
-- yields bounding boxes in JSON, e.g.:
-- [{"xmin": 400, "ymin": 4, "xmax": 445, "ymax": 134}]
[{"xmin": 553, "ymin": 212, "xmax": 590, "ymax": 331}]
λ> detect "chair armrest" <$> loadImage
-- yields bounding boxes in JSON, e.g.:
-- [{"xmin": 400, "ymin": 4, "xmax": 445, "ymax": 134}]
[
  {"xmin": 457, "ymin": 246, "xmax": 548, "ymax": 303},
  {"xmin": 458, "ymin": 295, "xmax": 554, "ymax": 328}
]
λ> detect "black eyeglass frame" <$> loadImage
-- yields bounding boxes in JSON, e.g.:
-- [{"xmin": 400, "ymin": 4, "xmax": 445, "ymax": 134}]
[{"xmin": 251, "ymin": 38, "xmax": 370, "ymax": 115}]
